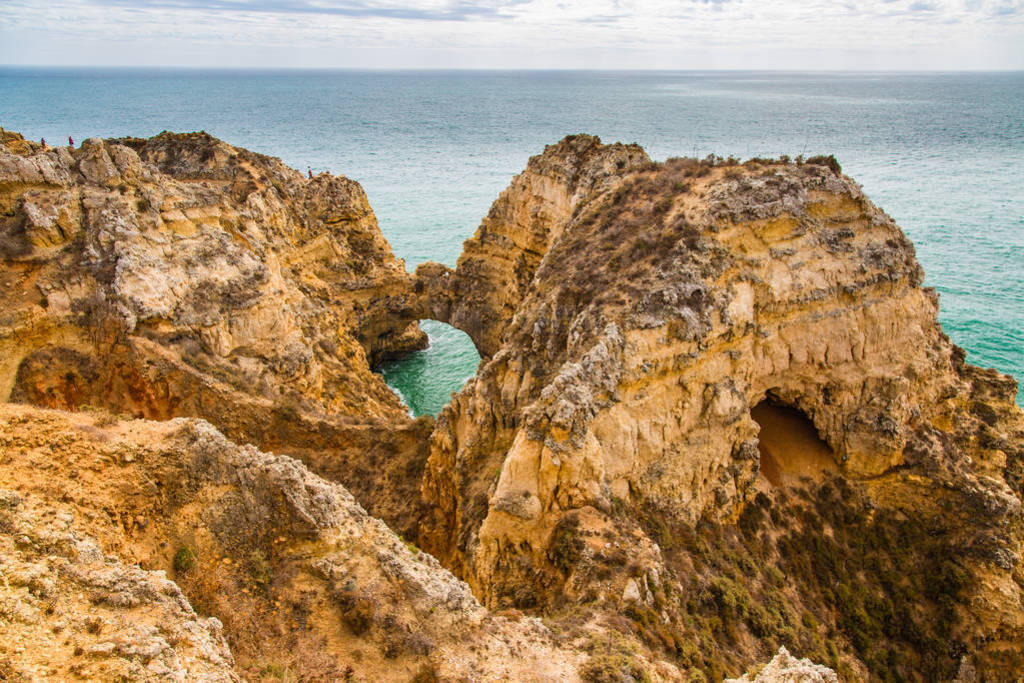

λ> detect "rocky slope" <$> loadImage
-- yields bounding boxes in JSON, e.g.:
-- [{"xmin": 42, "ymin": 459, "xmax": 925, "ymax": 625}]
[
  {"xmin": 1, "ymin": 129, "xmax": 1021, "ymax": 680},
  {"xmin": 0, "ymin": 402, "xmax": 593, "ymax": 681},
  {"xmin": 0, "ymin": 481, "xmax": 236, "ymax": 681}
]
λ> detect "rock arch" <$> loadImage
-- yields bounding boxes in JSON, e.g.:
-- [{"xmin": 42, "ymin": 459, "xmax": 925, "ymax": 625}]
[
  {"xmin": 407, "ymin": 136, "xmax": 651, "ymax": 359},
  {"xmin": 417, "ymin": 141, "xmax": 993, "ymax": 615}
]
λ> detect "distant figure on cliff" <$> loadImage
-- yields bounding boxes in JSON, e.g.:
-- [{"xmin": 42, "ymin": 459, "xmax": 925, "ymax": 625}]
[
  {"xmin": 308, "ymin": 167, "xmax": 313, "ymax": 179},
  {"xmin": 68, "ymin": 136, "xmax": 74, "ymax": 147},
  {"xmin": 40, "ymin": 138, "xmax": 46, "ymax": 148}
]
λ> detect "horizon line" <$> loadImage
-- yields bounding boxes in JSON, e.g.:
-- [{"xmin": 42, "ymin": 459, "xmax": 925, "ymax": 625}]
[{"xmin": 3, "ymin": 64, "xmax": 1024, "ymax": 74}]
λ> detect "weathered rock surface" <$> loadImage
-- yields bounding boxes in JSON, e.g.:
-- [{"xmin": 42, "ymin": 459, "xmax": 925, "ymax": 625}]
[
  {"xmin": 2, "ymin": 129, "xmax": 1022, "ymax": 680},
  {"xmin": 414, "ymin": 135, "xmax": 650, "ymax": 357},
  {"xmin": 0, "ymin": 130, "xmax": 431, "ymax": 534},
  {"xmin": 0, "ymin": 483, "xmax": 236, "ymax": 681},
  {"xmin": 0, "ymin": 403, "xmax": 594, "ymax": 681},
  {"xmin": 416, "ymin": 145, "xmax": 1024, "ymax": 678},
  {"xmin": 726, "ymin": 647, "xmax": 839, "ymax": 682}
]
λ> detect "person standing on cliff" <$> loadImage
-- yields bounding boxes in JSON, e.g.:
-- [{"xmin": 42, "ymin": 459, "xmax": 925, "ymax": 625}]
[
  {"xmin": 40, "ymin": 138, "xmax": 46, "ymax": 148},
  {"xmin": 308, "ymin": 166, "xmax": 313, "ymax": 179},
  {"xmin": 68, "ymin": 136, "xmax": 74, "ymax": 147}
]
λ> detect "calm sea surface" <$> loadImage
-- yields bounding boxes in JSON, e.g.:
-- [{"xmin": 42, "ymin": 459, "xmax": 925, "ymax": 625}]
[{"xmin": 1, "ymin": 68, "xmax": 1021, "ymax": 414}]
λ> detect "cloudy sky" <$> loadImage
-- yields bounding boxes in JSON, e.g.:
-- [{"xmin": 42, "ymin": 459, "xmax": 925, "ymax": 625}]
[{"xmin": 1, "ymin": 0, "xmax": 1022, "ymax": 69}]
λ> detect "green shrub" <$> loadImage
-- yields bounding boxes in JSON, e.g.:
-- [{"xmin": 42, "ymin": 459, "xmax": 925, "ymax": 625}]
[
  {"xmin": 805, "ymin": 155, "xmax": 842, "ymax": 174},
  {"xmin": 173, "ymin": 546, "xmax": 196, "ymax": 575},
  {"xmin": 548, "ymin": 513, "xmax": 584, "ymax": 575}
]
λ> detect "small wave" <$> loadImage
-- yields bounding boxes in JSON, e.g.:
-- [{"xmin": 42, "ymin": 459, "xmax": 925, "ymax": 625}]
[{"xmin": 386, "ymin": 383, "xmax": 415, "ymax": 418}]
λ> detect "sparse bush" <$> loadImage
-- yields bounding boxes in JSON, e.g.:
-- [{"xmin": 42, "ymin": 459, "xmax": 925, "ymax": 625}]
[
  {"xmin": 548, "ymin": 513, "xmax": 584, "ymax": 575},
  {"xmin": 173, "ymin": 546, "xmax": 196, "ymax": 575},
  {"xmin": 412, "ymin": 664, "xmax": 439, "ymax": 683},
  {"xmin": 805, "ymin": 154, "xmax": 842, "ymax": 174},
  {"xmin": 92, "ymin": 411, "xmax": 119, "ymax": 428},
  {"xmin": 581, "ymin": 632, "xmax": 651, "ymax": 683},
  {"xmin": 246, "ymin": 549, "xmax": 271, "ymax": 586},
  {"xmin": 337, "ymin": 593, "xmax": 376, "ymax": 636},
  {"xmin": 84, "ymin": 616, "xmax": 104, "ymax": 634}
]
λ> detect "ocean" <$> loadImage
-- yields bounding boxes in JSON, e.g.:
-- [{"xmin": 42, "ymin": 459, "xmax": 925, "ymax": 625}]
[{"xmin": 1, "ymin": 68, "xmax": 1021, "ymax": 414}]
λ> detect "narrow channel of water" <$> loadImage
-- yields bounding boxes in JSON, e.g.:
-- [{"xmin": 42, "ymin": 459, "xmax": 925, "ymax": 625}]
[{"xmin": 378, "ymin": 320, "xmax": 480, "ymax": 417}]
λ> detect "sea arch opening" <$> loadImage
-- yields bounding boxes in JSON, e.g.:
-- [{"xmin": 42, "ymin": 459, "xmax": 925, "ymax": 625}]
[
  {"xmin": 751, "ymin": 393, "xmax": 838, "ymax": 486},
  {"xmin": 377, "ymin": 320, "xmax": 481, "ymax": 417}
]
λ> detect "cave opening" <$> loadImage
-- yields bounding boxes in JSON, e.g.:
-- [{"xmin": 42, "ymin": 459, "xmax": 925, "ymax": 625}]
[
  {"xmin": 377, "ymin": 320, "xmax": 480, "ymax": 417},
  {"xmin": 751, "ymin": 396, "xmax": 838, "ymax": 486}
]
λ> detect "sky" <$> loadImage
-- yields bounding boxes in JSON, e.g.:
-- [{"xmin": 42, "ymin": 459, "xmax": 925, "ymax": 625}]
[{"xmin": 1, "ymin": 0, "xmax": 1023, "ymax": 70}]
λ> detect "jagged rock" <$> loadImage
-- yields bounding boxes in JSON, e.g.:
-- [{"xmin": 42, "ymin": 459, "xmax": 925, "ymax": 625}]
[
  {"xmin": 3, "ymin": 129, "xmax": 1023, "ymax": 680},
  {"xmin": 0, "ymin": 130, "xmax": 431, "ymax": 534},
  {"xmin": 416, "ymin": 143, "xmax": 1024, "ymax": 676},
  {"xmin": 413, "ymin": 134, "xmax": 649, "ymax": 357},
  {"xmin": 0, "ymin": 482, "xmax": 235, "ymax": 681},
  {"xmin": 727, "ymin": 647, "xmax": 839, "ymax": 682},
  {"xmin": 0, "ymin": 403, "xmax": 592, "ymax": 681},
  {"xmin": 0, "ymin": 130, "xmax": 426, "ymax": 418}
]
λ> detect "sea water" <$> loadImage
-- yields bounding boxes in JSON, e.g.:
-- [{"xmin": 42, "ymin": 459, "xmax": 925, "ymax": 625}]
[{"xmin": 1, "ymin": 68, "xmax": 1021, "ymax": 415}]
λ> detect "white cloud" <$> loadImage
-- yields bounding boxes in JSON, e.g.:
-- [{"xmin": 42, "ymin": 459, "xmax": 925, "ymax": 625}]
[{"xmin": 0, "ymin": 0, "xmax": 1021, "ymax": 68}]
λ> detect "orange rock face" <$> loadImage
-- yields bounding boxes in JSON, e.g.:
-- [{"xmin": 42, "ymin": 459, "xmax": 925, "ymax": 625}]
[
  {"xmin": 0, "ymin": 130, "xmax": 434, "ymax": 533},
  {"xmin": 416, "ymin": 143, "xmax": 1024, "ymax": 677}
]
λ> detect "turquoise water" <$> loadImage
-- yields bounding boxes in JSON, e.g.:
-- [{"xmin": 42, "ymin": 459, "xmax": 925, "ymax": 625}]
[{"xmin": 2, "ymin": 69, "xmax": 1021, "ymax": 414}]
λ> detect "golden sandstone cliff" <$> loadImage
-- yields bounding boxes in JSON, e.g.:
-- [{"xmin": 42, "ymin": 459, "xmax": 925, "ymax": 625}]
[
  {"xmin": 1, "ymin": 129, "xmax": 1022, "ymax": 681},
  {"xmin": 0, "ymin": 129, "xmax": 433, "ymax": 537}
]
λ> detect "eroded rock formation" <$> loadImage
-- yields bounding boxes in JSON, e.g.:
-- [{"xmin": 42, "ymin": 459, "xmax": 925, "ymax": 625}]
[
  {"xmin": 1, "ymin": 129, "xmax": 1021, "ymax": 680},
  {"xmin": 0, "ymin": 130, "xmax": 431, "ymax": 534},
  {"xmin": 413, "ymin": 135, "xmax": 650, "ymax": 357},
  {"xmin": 0, "ymin": 483, "xmax": 236, "ymax": 681},
  {"xmin": 0, "ymin": 403, "xmax": 593, "ymax": 681},
  {"xmin": 416, "ymin": 142, "xmax": 1024, "ymax": 677}
]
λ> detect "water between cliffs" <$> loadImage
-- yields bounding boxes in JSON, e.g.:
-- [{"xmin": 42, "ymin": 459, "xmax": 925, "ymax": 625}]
[{"xmin": 2, "ymin": 69, "xmax": 1021, "ymax": 414}]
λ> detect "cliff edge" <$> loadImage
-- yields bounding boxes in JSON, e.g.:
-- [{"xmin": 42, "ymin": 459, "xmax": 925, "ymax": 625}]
[{"xmin": 0, "ymin": 130, "xmax": 432, "ymax": 535}]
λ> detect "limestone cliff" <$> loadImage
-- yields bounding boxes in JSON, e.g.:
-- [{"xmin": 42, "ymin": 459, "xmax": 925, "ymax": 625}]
[
  {"xmin": 414, "ymin": 135, "xmax": 650, "ymax": 357},
  {"xmin": 416, "ymin": 144, "xmax": 1024, "ymax": 678},
  {"xmin": 0, "ymin": 130, "xmax": 430, "ymax": 534},
  {"xmin": 2, "ymin": 128, "xmax": 1021, "ymax": 681}
]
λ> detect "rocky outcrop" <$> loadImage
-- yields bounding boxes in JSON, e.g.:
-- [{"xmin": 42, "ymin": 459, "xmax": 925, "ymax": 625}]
[
  {"xmin": 417, "ymin": 146, "xmax": 1024, "ymax": 677},
  {"xmin": 413, "ymin": 135, "xmax": 650, "ymax": 357},
  {"xmin": 0, "ymin": 485, "xmax": 236, "ymax": 681},
  {"xmin": 2, "ymin": 128, "xmax": 1022, "ymax": 680},
  {"xmin": 0, "ymin": 403, "xmax": 595, "ymax": 681},
  {"xmin": 0, "ymin": 130, "xmax": 427, "ymax": 418},
  {"xmin": 726, "ymin": 647, "xmax": 838, "ymax": 682},
  {"xmin": 0, "ymin": 130, "xmax": 432, "ymax": 532}
]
